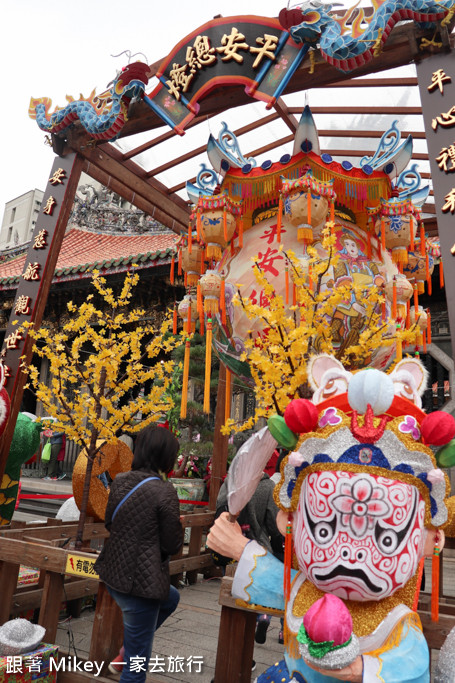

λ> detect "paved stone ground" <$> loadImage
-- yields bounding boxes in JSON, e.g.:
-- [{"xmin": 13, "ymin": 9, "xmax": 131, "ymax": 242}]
[
  {"xmin": 53, "ymin": 560, "xmax": 455, "ymax": 682},
  {"xmin": 54, "ymin": 576, "xmax": 285, "ymax": 682}
]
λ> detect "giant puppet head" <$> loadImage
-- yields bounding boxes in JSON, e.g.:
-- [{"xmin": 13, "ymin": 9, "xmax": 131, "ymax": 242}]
[{"xmin": 274, "ymin": 355, "xmax": 454, "ymax": 603}]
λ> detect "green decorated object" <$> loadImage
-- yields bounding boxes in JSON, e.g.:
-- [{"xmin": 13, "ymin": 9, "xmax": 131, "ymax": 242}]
[
  {"xmin": 436, "ymin": 439, "xmax": 455, "ymax": 468},
  {"xmin": 0, "ymin": 414, "xmax": 43, "ymax": 525},
  {"xmin": 267, "ymin": 414, "xmax": 298, "ymax": 450}
]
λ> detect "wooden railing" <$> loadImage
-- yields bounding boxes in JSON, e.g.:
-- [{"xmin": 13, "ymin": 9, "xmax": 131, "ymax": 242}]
[{"xmin": 0, "ymin": 510, "xmax": 215, "ymax": 681}]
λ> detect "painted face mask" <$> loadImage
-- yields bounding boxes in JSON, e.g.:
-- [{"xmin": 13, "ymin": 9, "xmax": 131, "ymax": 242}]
[{"xmin": 293, "ymin": 469, "xmax": 426, "ymax": 602}]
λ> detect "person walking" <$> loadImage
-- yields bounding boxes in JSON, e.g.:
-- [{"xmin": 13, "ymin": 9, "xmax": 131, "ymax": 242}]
[
  {"xmin": 94, "ymin": 425, "xmax": 183, "ymax": 682},
  {"xmin": 42, "ymin": 430, "xmax": 64, "ymax": 480},
  {"xmin": 214, "ymin": 472, "xmax": 284, "ymax": 648}
]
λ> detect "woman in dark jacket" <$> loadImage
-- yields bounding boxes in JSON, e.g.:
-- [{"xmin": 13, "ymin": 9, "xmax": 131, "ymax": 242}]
[{"xmin": 94, "ymin": 425, "xmax": 183, "ymax": 682}]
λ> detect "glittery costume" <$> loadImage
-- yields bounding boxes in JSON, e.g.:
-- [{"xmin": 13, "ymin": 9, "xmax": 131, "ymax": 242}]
[
  {"xmin": 226, "ymin": 358, "xmax": 453, "ymax": 682},
  {"xmin": 233, "ymin": 541, "xmax": 429, "ymax": 682}
]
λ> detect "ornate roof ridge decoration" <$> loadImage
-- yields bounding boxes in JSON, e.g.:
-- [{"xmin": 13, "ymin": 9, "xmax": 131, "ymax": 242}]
[
  {"xmin": 70, "ymin": 183, "xmax": 173, "ymax": 236},
  {"xmin": 0, "ymin": 243, "xmax": 30, "ymax": 264},
  {"xmin": 279, "ymin": 0, "xmax": 454, "ymax": 72},
  {"xmin": 28, "ymin": 2, "xmax": 454, "ymax": 140},
  {"xmin": 186, "ymin": 105, "xmax": 429, "ymax": 231},
  {"xmin": 29, "ymin": 61, "xmax": 152, "ymax": 142}
]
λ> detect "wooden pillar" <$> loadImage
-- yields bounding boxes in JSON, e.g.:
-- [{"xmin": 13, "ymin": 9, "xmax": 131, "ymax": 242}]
[
  {"xmin": 38, "ymin": 571, "xmax": 65, "ymax": 642},
  {"xmin": 214, "ymin": 605, "xmax": 256, "ymax": 683},
  {"xmin": 0, "ymin": 560, "xmax": 19, "ymax": 625},
  {"xmin": 209, "ymin": 363, "xmax": 229, "ymax": 510},
  {"xmin": 0, "ymin": 152, "xmax": 83, "ymax": 482},
  {"xmin": 89, "ymin": 582, "xmax": 123, "ymax": 675}
]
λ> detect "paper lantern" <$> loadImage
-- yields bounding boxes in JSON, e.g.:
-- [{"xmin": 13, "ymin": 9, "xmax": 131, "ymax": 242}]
[
  {"xmin": 181, "ymin": 242, "xmax": 204, "ymax": 286},
  {"xmin": 199, "ymin": 269, "xmax": 222, "ymax": 316},
  {"xmin": 372, "ymin": 198, "xmax": 419, "ymax": 266},
  {"xmin": 384, "ymin": 276, "xmax": 413, "ymax": 319},
  {"xmin": 410, "ymin": 305, "xmax": 427, "ymax": 330},
  {"xmin": 198, "ymin": 194, "xmax": 242, "ymax": 261},
  {"xmin": 214, "ymin": 217, "xmax": 395, "ymax": 383},
  {"xmin": 282, "ymin": 173, "xmax": 335, "ymax": 243},
  {"xmin": 177, "ymin": 294, "xmax": 198, "ymax": 332},
  {"xmin": 375, "ymin": 214, "xmax": 413, "ymax": 265},
  {"xmin": 403, "ymin": 251, "xmax": 434, "ymax": 294}
]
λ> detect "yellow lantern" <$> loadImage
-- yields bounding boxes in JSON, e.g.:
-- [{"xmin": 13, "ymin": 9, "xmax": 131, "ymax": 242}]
[
  {"xmin": 281, "ymin": 173, "xmax": 335, "ymax": 243},
  {"xmin": 181, "ymin": 241, "xmax": 204, "ymax": 286},
  {"xmin": 199, "ymin": 270, "xmax": 222, "ymax": 316},
  {"xmin": 372, "ymin": 198, "xmax": 419, "ymax": 266},
  {"xmin": 385, "ymin": 276, "xmax": 413, "ymax": 320},
  {"xmin": 197, "ymin": 194, "xmax": 243, "ymax": 261},
  {"xmin": 178, "ymin": 294, "xmax": 198, "ymax": 333},
  {"xmin": 403, "ymin": 251, "xmax": 435, "ymax": 294},
  {"xmin": 410, "ymin": 305, "xmax": 428, "ymax": 330}
]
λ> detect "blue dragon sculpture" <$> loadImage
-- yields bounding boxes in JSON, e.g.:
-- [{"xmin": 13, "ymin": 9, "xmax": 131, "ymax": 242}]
[
  {"xmin": 279, "ymin": 0, "xmax": 454, "ymax": 72},
  {"xmin": 29, "ymin": 61, "xmax": 151, "ymax": 141}
]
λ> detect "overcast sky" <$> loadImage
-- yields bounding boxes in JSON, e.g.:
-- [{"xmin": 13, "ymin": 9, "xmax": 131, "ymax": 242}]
[
  {"xmin": 1, "ymin": 0, "xmax": 293, "ymax": 215},
  {"xmin": 1, "ymin": 0, "xmax": 416, "ymax": 220}
]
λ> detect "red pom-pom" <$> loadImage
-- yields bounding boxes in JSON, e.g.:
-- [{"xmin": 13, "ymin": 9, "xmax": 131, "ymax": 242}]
[
  {"xmin": 421, "ymin": 411, "xmax": 455, "ymax": 446},
  {"xmin": 284, "ymin": 399, "xmax": 318, "ymax": 434}
]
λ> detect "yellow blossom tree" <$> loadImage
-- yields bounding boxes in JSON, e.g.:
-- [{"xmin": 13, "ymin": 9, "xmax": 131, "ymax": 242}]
[
  {"xmin": 223, "ymin": 226, "xmax": 420, "ymax": 435},
  {"xmin": 21, "ymin": 269, "xmax": 183, "ymax": 547}
]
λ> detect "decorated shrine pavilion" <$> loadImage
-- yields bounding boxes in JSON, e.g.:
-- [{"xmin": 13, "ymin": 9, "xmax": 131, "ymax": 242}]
[{"xmin": 1, "ymin": 0, "xmax": 455, "ymax": 501}]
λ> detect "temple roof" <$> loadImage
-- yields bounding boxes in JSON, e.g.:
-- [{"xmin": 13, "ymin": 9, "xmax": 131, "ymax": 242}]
[{"xmin": 0, "ymin": 227, "xmax": 177, "ymax": 290}]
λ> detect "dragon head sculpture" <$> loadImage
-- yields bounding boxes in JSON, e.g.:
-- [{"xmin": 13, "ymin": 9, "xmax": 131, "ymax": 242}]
[{"xmin": 279, "ymin": 0, "xmax": 336, "ymax": 42}]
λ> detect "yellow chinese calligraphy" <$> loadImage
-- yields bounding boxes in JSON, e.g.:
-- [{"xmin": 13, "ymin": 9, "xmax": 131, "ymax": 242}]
[
  {"xmin": 49, "ymin": 168, "xmax": 67, "ymax": 185},
  {"xmin": 43, "ymin": 196, "xmax": 57, "ymax": 215},
  {"xmin": 436, "ymin": 144, "xmax": 455, "ymax": 172},
  {"xmin": 442, "ymin": 188, "xmax": 455, "ymax": 213},
  {"xmin": 250, "ymin": 34, "xmax": 278, "ymax": 69},
  {"xmin": 186, "ymin": 35, "xmax": 216, "ymax": 72},
  {"xmin": 432, "ymin": 105, "xmax": 455, "ymax": 131},
  {"xmin": 14, "ymin": 296, "xmax": 31, "ymax": 316},
  {"xmin": 165, "ymin": 63, "xmax": 193, "ymax": 100},
  {"xmin": 217, "ymin": 27, "xmax": 249, "ymax": 63},
  {"xmin": 4, "ymin": 330, "xmax": 23, "ymax": 350},
  {"xmin": 23, "ymin": 263, "xmax": 41, "ymax": 281},
  {"xmin": 33, "ymin": 229, "xmax": 48, "ymax": 249},
  {"xmin": 428, "ymin": 69, "xmax": 452, "ymax": 94}
]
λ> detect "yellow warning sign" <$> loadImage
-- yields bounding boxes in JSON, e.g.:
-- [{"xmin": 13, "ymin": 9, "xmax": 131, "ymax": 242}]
[{"xmin": 65, "ymin": 553, "xmax": 99, "ymax": 579}]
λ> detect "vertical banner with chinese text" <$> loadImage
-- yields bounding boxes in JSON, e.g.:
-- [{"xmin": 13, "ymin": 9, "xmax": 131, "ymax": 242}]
[
  {"xmin": 417, "ymin": 51, "xmax": 455, "ymax": 361},
  {"xmin": 0, "ymin": 152, "xmax": 83, "ymax": 477}
]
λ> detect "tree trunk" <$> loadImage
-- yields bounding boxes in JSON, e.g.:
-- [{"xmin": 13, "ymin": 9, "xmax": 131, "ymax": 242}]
[{"xmin": 75, "ymin": 367, "xmax": 107, "ymax": 549}]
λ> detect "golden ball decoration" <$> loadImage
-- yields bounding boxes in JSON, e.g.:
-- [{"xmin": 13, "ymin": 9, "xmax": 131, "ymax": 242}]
[
  {"xmin": 72, "ymin": 438, "xmax": 133, "ymax": 522},
  {"xmin": 444, "ymin": 495, "xmax": 455, "ymax": 538}
]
